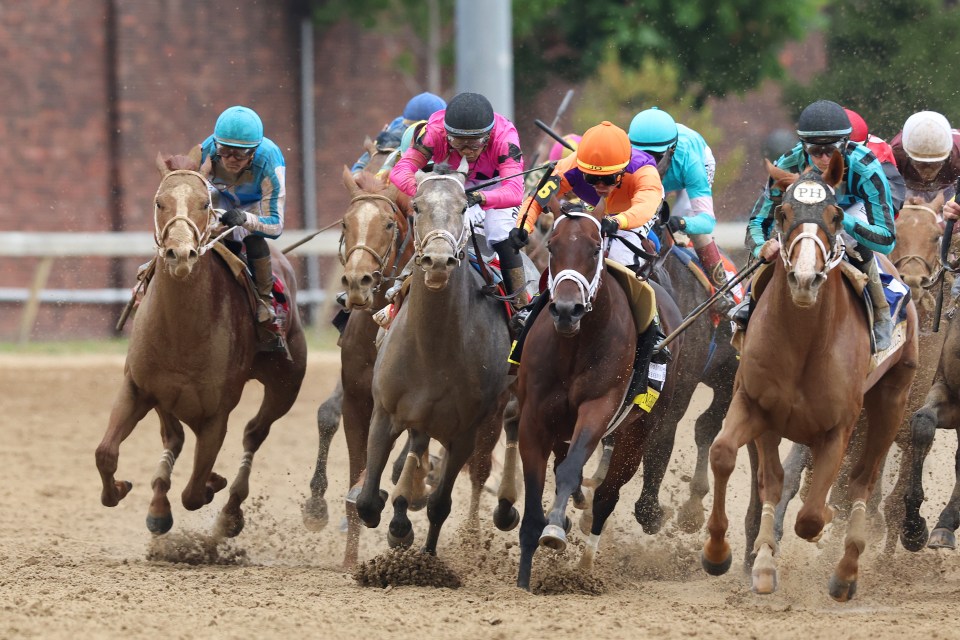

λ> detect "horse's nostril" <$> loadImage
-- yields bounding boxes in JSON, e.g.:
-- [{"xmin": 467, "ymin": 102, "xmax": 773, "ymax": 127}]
[
  {"xmin": 573, "ymin": 304, "xmax": 585, "ymax": 318},
  {"xmin": 361, "ymin": 275, "xmax": 373, "ymax": 287},
  {"xmin": 164, "ymin": 248, "xmax": 177, "ymax": 261},
  {"xmin": 420, "ymin": 256, "xmax": 433, "ymax": 270},
  {"xmin": 341, "ymin": 275, "xmax": 348, "ymax": 287},
  {"xmin": 446, "ymin": 256, "xmax": 458, "ymax": 268},
  {"xmin": 188, "ymin": 249, "xmax": 198, "ymax": 261}
]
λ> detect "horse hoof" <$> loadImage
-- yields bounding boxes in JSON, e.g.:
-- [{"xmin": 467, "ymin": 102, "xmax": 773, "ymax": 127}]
[
  {"xmin": 102, "ymin": 481, "xmax": 133, "ymax": 507},
  {"xmin": 387, "ymin": 525, "xmax": 414, "ymax": 549},
  {"xmin": 700, "ymin": 550, "xmax": 732, "ymax": 576},
  {"xmin": 900, "ymin": 523, "xmax": 929, "ymax": 552},
  {"xmin": 146, "ymin": 513, "xmax": 173, "ymax": 535},
  {"xmin": 676, "ymin": 501, "xmax": 705, "ymax": 534},
  {"xmin": 216, "ymin": 511, "xmax": 245, "ymax": 538},
  {"xmin": 828, "ymin": 574, "xmax": 858, "ymax": 602},
  {"xmin": 409, "ymin": 495, "xmax": 428, "ymax": 512},
  {"xmin": 344, "ymin": 485, "xmax": 362, "ymax": 505},
  {"xmin": 927, "ymin": 528, "xmax": 956, "ymax": 549},
  {"xmin": 751, "ymin": 566, "xmax": 778, "ymax": 595},
  {"xmin": 493, "ymin": 500, "xmax": 520, "ymax": 532},
  {"xmin": 301, "ymin": 496, "xmax": 329, "ymax": 532},
  {"xmin": 539, "ymin": 524, "xmax": 567, "ymax": 551},
  {"xmin": 634, "ymin": 499, "xmax": 665, "ymax": 535},
  {"xmin": 563, "ymin": 515, "xmax": 573, "ymax": 534}
]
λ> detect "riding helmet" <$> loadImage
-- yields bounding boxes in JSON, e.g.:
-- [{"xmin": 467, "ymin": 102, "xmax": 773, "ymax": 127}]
[
  {"xmin": 443, "ymin": 92, "xmax": 495, "ymax": 137},
  {"xmin": 403, "ymin": 92, "xmax": 447, "ymax": 122},
  {"xmin": 902, "ymin": 111, "xmax": 953, "ymax": 162},
  {"xmin": 795, "ymin": 100, "xmax": 852, "ymax": 143},
  {"xmin": 628, "ymin": 107, "xmax": 679, "ymax": 152},
  {"xmin": 214, "ymin": 106, "xmax": 264, "ymax": 148},
  {"xmin": 576, "ymin": 121, "xmax": 632, "ymax": 175},
  {"xmin": 548, "ymin": 134, "xmax": 582, "ymax": 162},
  {"xmin": 843, "ymin": 108, "xmax": 869, "ymax": 143}
]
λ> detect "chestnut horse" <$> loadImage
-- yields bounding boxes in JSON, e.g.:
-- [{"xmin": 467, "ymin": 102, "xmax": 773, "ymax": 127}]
[
  {"xmin": 513, "ymin": 211, "xmax": 683, "ymax": 590},
  {"xmin": 95, "ymin": 146, "xmax": 307, "ymax": 537},
  {"xmin": 301, "ymin": 168, "xmax": 420, "ymax": 567},
  {"xmin": 702, "ymin": 153, "xmax": 917, "ymax": 601},
  {"xmin": 355, "ymin": 167, "xmax": 511, "ymax": 555}
]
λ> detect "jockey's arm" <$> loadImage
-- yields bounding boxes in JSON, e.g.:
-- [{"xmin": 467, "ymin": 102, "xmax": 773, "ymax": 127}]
[
  {"xmin": 944, "ymin": 196, "xmax": 960, "ymax": 223},
  {"xmin": 518, "ymin": 172, "xmax": 570, "ymax": 233},
  {"xmin": 609, "ymin": 165, "xmax": 664, "ymax": 230},
  {"xmin": 241, "ymin": 167, "xmax": 286, "ymax": 239},
  {"xmin": 389, "ymin": 146, "xmax": 431, "ymax": 197},
  {"xmin": 845, "ymin": 155, "xmax": 896, "ymax": 255},
  {"xmin": 746, "ymin": 186, "xmax": 776, "ymax": 259},
  {"xmin": 480, "ymin": 148, "xmax": 524, "ymax": 210},
  {"xmin": 678, "ymin": 155, "xmax": 717, "ymax": 235}
]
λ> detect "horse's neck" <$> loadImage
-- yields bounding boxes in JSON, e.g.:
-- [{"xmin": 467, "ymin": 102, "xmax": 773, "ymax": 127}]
[
  {"xmin": 405, "ymin": 264, "xmax": 476, "ymax": 339},
  {"xmin": 761, "ymin": 264, "xmax": 851, "ymax": 351},
  {"xmin": 143, "ymin": 259, "xmax": 225, "ymax": 341}
]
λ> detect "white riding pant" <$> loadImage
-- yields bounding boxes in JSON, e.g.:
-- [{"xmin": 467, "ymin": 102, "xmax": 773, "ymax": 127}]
[{"xmin": 466, "ymin": 204, "xmax": 520, "ymax": 249}]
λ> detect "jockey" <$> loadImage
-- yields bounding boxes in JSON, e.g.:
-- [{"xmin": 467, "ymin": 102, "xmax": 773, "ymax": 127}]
[
  {"xmin": 745, "ymin": 99, "xmax": 897, "ymax": 350},
  {"xmin": 390, "ymin": 91, "xmax": 528, "ymax": 305},
  {"xmin": 845, "ymin": 107, "xmax": 905, "ymax": 211},
  {"xmin": 890, "ymin": 110, "xmax": 960, "ymax": 201},
  {"xmin": 351, "ymin": 92, "xmax": 446, "ymax": 175},
  {"xmin": 201, "ymin": 105, "xmax": 287, "ymax": 352},
  {"xmin": 628, "ymin": 107, "xmax": 726, "ymax": 291}
]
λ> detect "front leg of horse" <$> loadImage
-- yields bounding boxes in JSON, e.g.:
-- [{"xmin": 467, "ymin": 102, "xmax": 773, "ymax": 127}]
[
  {"xmin": 541, "ymin": 431, "xmax": 596, "ymax": 551},
  {"xmin": 494, "ymin": 397, "xmax": 522, "ymax": 532},
  {"xmin": 678, "ymin": 406, "xmax": 723, "ymax": 534},
  {"xmin": 423, "ymin": 437, "xmax": 474, "ymax": 555},
  {"xmin": 181, "ymin": 420, "xmax": 228, "ymax": 512},
  {"xmin": 635, "ymin": 412, "xmax": 681, "ymax": 535},
  {"xmin": 928, "ymin": 442, "xmax": 960, "ymax": 549},
  {"xmin": 147, "ymin": 449, "xmax": 178, "ymax": 535},
  {"xmin": 303, "ymin": 381, "xmax": 343, "ymax": 532},
  {"xmin": 96, "ymin": 377, "xmax": 154, "ymax": 508},
  {"xmin": 387, "ymin": 431, "xmax": 431, "ymax": 549},
  {"xmin": 773, "ymin": 443, "xmax": 811, "ymax": 542},
  {"xmin": 902, "ymin": 403, "xmax": 940, "ymax": 551},
  {"xmin": 355, "ymin": 408, "xmax": 397, "ymax": 530},
  {"xmin": 215, "ymin": 452, "xmax": 254, "ymax": 538},
  {"xmin": 829, "ymin": 500, "xmax": 868, "ymax": 602}
]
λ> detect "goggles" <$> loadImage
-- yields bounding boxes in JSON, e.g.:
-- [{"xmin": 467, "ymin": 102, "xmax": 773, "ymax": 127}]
[
  {"xmin": 802, "ymin": 139, "xmax": 844, "ymax": 158},
  {"xmin": 216, "ymin": 144, "xmax": 257, "ymax": 160},
  {"xmin": 447, "ymin": 135, "xmax": 489, "ymax": 151},
  {"xmin": 583, "ymin": 171, "xmax": 622, "ymax": 186}
]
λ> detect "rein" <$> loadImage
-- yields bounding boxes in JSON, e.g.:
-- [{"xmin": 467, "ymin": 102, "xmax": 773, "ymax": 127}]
[
  {"xmin": 153, "ymin": 169, "xmax": 231, "ymax": 257},
  {"xmin": 548, "ymin": 212, "xmax": 607, "ymax": 312},
  {"xmin": 413, "ymin": 174, "xmax": 469, "ymax": 267},
  {"xmin": 339, "ymin": 192, "xmax": 412, "ymax": 287}
]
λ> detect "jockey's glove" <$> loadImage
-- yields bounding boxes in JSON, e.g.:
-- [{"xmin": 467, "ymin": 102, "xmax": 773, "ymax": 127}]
[
  {"xmin": 507, "ymin": 227, "xmax": 529, "ymax": 251},
  {"xmin": 220, "ymin": 208, "xmax": 247, "ymax": 228},
  {"xmin": 466, "ymin": 191, "xmax": 484, "ymax": 208},
  {"xmin": 666, "ymin": 215, "xmax": 686, "ymax": 233},
  {"xmin": 600, "ymin": 216, "xmax": 620, "ymax": 238}
]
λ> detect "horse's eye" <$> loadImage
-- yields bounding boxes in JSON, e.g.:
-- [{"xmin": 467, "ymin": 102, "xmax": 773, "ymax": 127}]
[
  {"xmin": 386, "ymin": 222, "xmax": 395, "ymax": 230},
  {"xmin": 594, "ymin": 246, "xmax": 601, "ymax": 256},
  {"xmin": 155, "ymin": 200, "xmax": 162, "ymax": 209}
]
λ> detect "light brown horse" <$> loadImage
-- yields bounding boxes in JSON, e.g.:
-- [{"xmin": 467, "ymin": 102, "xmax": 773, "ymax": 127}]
[
  {"xmin": 95, "ymin": 145, "xmax": 307, "ymax": 537},
  {"xmin": 702, "ymin": 153, "xmax": 917, "ymax": 601}
]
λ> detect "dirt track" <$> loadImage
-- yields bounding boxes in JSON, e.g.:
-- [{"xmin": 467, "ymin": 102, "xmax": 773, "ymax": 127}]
[{"xmin": 2, "ymin": 351, "xmax": 959, "ymax": 639}]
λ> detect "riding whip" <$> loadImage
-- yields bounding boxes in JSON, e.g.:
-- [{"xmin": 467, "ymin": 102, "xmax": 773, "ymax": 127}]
[
  {"xmin": 932, "ymin": 179, "xmax": 960, "ymax": 331},
  {"xmin": 655, "ymin": 257, "xmax": 767, "ymax": 351},
  {"xmin": 535, "ymin": 118, "xmax": 577, "ymax": 152},
  {"xmin": 526, "ymin": 89, "xmax": 575, "ymax": 169},
  {"xmin": 465, "ymin": 162, "xmax": 556, "ymax": 193},
  {"xmin": 281, "ymin": 218, "xmax": 345, "ymax": 255}
]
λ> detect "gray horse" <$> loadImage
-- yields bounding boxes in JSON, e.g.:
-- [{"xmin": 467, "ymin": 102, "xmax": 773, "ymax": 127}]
[{"xmin": 355, "ymin": 167, "xmax": 512, "ymax": 554}]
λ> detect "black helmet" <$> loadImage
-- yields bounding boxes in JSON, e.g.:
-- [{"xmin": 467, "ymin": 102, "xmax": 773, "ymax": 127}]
[
  {"xmin": 443, "ymin": 92, "xmax": 495, "ymax": 137},
  {"xmin": 796, "ymin": 100, "xmax": 852, "ymax": 143}
]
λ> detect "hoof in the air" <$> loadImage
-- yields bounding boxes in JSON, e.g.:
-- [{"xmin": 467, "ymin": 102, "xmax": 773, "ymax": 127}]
[
  {"xmin": 146, "ymin": 513, "xmax": 173, "ymax": 535},
  {"xmin": 493, "ymin": 500, "xmax": 520, "ymax": 531},
  {"xmin": 751, "ymin": 566, "xmax": 778, "ymax": 594},
  {"xmin": 387, "ymin": 524, "xmax": 414, "ymax": 549},
  {"xmin": 215, "ymin": 511, "xmax": 245, "ymax": 538},
  {"xmin": 539, "ymin": 524, "xmax": 567, "ymax": 551},
  {"xmin": 701, "ymin": 550, "xmax": 732, "ymax": 576},
  {"xmin": 301, "ymin": 496, "xmax": 329, "ymax": 532},
  {"xmin": 828, "ymin": 574, "xmax": 858, "ymax": 602},
  {"xmin": 927, "ymin": 528, "xmax": 956, "ymax": 550},
  {"xmin": 900, "ymin": 522, "xmax": 929, "ymax": 552}
]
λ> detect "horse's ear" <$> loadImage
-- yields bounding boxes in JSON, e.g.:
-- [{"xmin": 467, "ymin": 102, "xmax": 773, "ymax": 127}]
[
  {"xmin": 822, "ymin": 149, "xmax": 845, "ymax": 188},
  {"xmin": 199, "ymin": 154, "xmax": 212, "ymax": 178},
  {"xmin": 363, "ymin": 135, "xmax": 376, "ymax": 155},
  {"xmin": 342, "ymin": 165, "xmax": 360, "ymax": 194},
  {"xmin": 765, "ymin": 159, "xmax": 797, "ymax": 185},
  {"xmin": 933, "ymin": 190, "xmax": 946, "ymax": 213},
  {"xmin": 156, "ymin": 151, "xmax": 171, "ymax": 177},
  {"xmin": 774, "ymin": 203, "xmax": 787, "ymax": 228},
  {"xmin": 187, "ymin": 144, "xmax": 203, "ymax": 166}
]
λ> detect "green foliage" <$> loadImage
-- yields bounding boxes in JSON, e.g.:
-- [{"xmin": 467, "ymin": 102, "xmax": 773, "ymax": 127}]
[{"xmin": 786, "ymin": 0, "xmax": 960, "ymax": 137}]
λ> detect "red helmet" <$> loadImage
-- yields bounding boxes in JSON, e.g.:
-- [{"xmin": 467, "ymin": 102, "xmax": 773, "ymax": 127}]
[{"xmin": 843, "ymin": 108, "xmax": 869, "ymax": 143}]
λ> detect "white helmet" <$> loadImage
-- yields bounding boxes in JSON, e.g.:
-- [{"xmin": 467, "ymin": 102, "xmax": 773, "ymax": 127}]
[{"xmin": 902, "ymin": 111, "xmax": 953, "ymax": 162}]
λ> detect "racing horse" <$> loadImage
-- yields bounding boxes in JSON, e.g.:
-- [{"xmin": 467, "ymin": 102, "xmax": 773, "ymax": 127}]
[
  {"xmin": 95, "ymin": 146, "xmax": 307, "ymax": 537},
  {"xmin": 355, "ymin": 165, "xmax": 512, "ymax": 556},
  {"xmin": 301, "ymin": 168, "xmax": 419, "ymax": 567},
  {"xmin": 702, "ymin": 153, "xmax": 917, "ymax": 601},
  {"xmin": 513, "ymin": 210, "xmax": 683, "ymax": 590}
]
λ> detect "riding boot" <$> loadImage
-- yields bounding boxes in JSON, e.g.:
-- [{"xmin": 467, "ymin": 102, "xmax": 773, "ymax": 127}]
[
  {"xmin": 694, "ymin": 239, "xmax": 733, "ymax": 312},
  {"xmin": 863, "ymin": 258, "xmax": 893, "ymax": 351},
  {"xmin": 250, "ymin": 255, "xmax": 286, "ymax": 352}
]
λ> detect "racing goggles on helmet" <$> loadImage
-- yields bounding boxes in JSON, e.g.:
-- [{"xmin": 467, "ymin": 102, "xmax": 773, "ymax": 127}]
[
  {"xmin": 801, "ymin": 139, "xmax": 845, "ymax": 158},
  {"xmin": 447, "ymin": 135, "xmax": 489, "ymax": 151},
  {"xmin": 583, "ymin": 171, "xmax": 623, "ymax": 186},
  {"xmin": 216, "ymin": 144, "xmax": 257, "ymax": 160}
]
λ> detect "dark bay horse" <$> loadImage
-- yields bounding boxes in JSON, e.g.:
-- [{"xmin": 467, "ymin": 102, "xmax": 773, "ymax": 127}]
[
  {"xmin": 95, "ymin": 146, "xmax": 307, "ymax": 537},
  {"xmin": 355, "ymin": 167, "xmax": 511, "ymax": 555},
  {"xmin": 301, "ymin": 168, "xmax": 418, "ymax": 567},
  {"xmin": 702, "ymin": 153, "xmax": 917, "ymax": 601},
  {"xmin": 513, "ymin": 211, "xmax": 683, "ymax": 590}
]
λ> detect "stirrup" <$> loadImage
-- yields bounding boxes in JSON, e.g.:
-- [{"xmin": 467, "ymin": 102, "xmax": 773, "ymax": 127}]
[
  {"xmin": 510, "ymin": 306, "xmax": 532, "ymax": 333},
  {"xmin": 335, "ymin": 291, "xmax": 348, "ymax": 309},
  {"xmin": 728, "ymin": 298, "xmax": 751, "ymax": 331}
]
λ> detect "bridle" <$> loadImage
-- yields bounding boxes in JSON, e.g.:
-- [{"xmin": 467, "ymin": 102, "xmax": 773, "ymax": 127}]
[
  {"xmin": 893, "ymin": 203, "xmax": 946, "ymax": 291},
  {"xmin": 153, "ymin": 169, "xmax": 232, "ymax": 257},
  {"xmin": 547, "ymin": 212, "xmax": 607, "ymax": 313},
  {"xmin": 338, "ymin": 192, "xmax": 412, "ymax": 288},
  {"xmin": 412, "ymin": 174, "xmax": 469, "ymax": 267},
  {"xmin": 776, "ymin": 182, "xmax": 845, "ymax": 278}
]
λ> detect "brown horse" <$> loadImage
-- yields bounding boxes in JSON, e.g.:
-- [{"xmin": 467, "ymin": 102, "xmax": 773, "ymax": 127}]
[
  {"xmin": 513, "ymin": 210, "xmax": 683, "ymax": 590},
  {"xmin": 702, "ymin": 153, "xmax": 917, "ymax": 601},
  {"xmin": 301, "ymin": 167, "xmax": 419, "ymax": 567},
  {"xmin": 95, "ymin": 146, "xmax": 307, "ymax": 537},
  {"xmin": 355, "ymin": 166, "xmax": 511, "ymax": 556}
]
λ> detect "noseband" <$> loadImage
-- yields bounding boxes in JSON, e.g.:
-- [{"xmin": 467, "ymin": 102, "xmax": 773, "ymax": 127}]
[
  {"xmin": 339, "ymin": 193, "xmax": 411, "ymax": 286},
  {"xmin": 547, "ymin": 212, "xmax": 607, "ymax": 312},
  {"xmin": 412, "ymin": 174, "xmax": 469, "ymax": 267},
  {"xmin": 777, "ymin": 181, "xmax": 845, "ymax": 277},
  {"xmin": 153, "ymin": 169, "xmax": 231, "ymax": 258}
]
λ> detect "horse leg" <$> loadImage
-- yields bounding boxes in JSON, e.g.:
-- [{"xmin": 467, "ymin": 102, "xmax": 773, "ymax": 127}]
[
  {"xmin": 581, "ymin": 418, "xmax": 646, "ymax": 572},
  {"xmin": 468, "ymin": 399, "xmax": 506, "ymax": 524},
  {"xmin": 678, "ymin": 394, "xmax": 727, "ymax": 534},
  {"xmin": 180, "ymin": 415, "xmax": 228, "ymax": 512},
  {"xmin": 773, "ymin": 443, "xmax": 811, "ymax": 543},
  {"xmin": 751, "ymin": 432, "xmax": 784, "ymax": 594},
  {"xmin": 794, "ymin": 425, "xmax": 848, "ymax": 544},
  {"xmin": 146, "ymin": 410, "xmax": 186, "ymax": 535},
  {"xmin": 303, "ymin": 380, "xmax": 342, "ymax": 532},
  {"xmin": 702, "ymin": 390, "xmax": 765, "ymax": 576},
  {"xmin": 355, "ymin": 406, "xmax": 399, "ymax": 530},
  {"xmin": 635, "ymin": 399, "xmax": 687, "ymax": 535},
  {"xmin": 902, "ymin": 383, "xmax": 955, "ymax": 551},
  {"xmin": 929, "ymin": 436, "xmax": 960, "ymax": 549},
  {"xmin": 341, "ymin": 383, "xmax": 375, "ymax": 568},
  {"xmin": 582, "ymin": 435, "xmax": 614, "ymax": 489},
  {"xmin": 390, "ymin": 435, "xmax": 412, "ymax": 485},
  {"xmin": 742, "ymin": 440, "xmax": 762, "ymax": 574},
  {"xmin": 96, "ymin": 376, "xmax": 154, "ymax": 507},
  {"xmin": 494, "ymin": 394, "xmax": 522, "ymax": 532},
  {"xmin": 422, "ymin": 433, "xmax": 475, "ymax": 556},
  {"xmin": 387, "ymin": 429, "xmax": 430, "ymax": 550},
  {"xmin": 882, "ymin": 425, "xmax": 912, "ymax": 554},
  {"xmin": 518, "ymin": 414, "xmax": 551, "ymax": 590}
]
